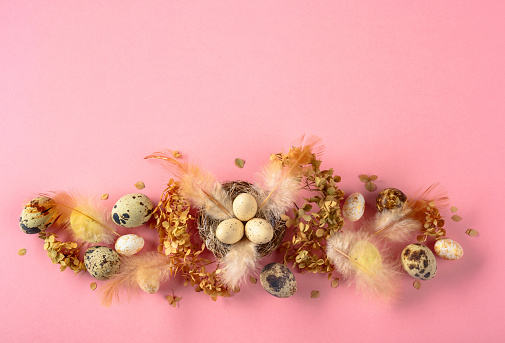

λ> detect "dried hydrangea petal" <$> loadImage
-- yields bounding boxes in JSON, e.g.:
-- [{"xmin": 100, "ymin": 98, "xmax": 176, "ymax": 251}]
[{"xmin": 18, "ymin": 248, "xmax": 27, "ymax": 256}]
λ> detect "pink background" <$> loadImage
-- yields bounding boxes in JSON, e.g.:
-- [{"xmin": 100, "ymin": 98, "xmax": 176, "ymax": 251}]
[{"xmin": 1, "ymin": 1, "xmax": 504, "ymax": 342}]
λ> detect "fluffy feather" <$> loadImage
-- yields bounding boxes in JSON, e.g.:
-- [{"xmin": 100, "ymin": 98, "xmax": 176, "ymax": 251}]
[
  {"xmin": 326, "ymin": 230, "xmax": 402, "ymax": 302},
  {"xmin": 43, "ymin": 191, "xmax": 118, "ymax": 244},
  {"xmin": 145, "ymin": 151, "xmax": 233, "ymax": 220},
  {"xmin": 221, "ymin": 239, "xmax": 259, "ymax": 290},
  {"xmin": 257, "ymin": 135, "xmax": 324, "ymax": 214},
  {"xmin": 100, "ymin": 252, "xmax": 173, "ymax": 307}
]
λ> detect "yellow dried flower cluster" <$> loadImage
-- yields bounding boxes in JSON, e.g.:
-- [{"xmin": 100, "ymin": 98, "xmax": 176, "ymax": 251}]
[
  {"xmin": 38, "ymin": 232, "xmax": 86, "ymax": 273},
  {"xmin": 281, "ymin": 156, "xmax": 344, "ymax": 285},
  {"xmin": 151, "ymin": 179, "xmax": 231, "ymax": 301},
  {"xmin": 416, "ymin": 200, "xmax": 446, "ymax": 242}
]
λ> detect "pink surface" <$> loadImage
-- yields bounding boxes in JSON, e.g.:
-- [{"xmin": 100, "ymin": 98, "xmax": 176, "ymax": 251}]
[{"xmin": 1, "ymin": 1, "xmax": 504, "ymax": 342}]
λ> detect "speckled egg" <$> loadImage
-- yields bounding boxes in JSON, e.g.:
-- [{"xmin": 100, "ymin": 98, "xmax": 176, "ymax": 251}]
[
  {"xmin": 115, "ymin": 234, "xmax": 145, "ymax": 256},
  {"xmin": 84, "ymin": 246, "xmax": 121, "ymax": 280},
  {"xmin": 19, "ymin": 196, "xmax": 56, "ymax": 234},
  {"xmin": 401, "ymin": 244, "xmax": 437, "ymax": 280},
  {"xmin": 111, "ymin": 193, "xmax": 153, "ymax": 228},
  {"xmin": 260, "ymin": 263, "xmax": 297, "ymax": 298},
  {"xmin": 376, "ymin": 188, "xmax": 407, "ymax": 212},
  {"xmin": 232, "ymin": 193, "xmax": 258, "ymax": 221},
  {"xmin": 434, "ymin": 238, "xmax": 464, "ymax": 260},
  {"xmin": 342, "ymin": 192, "xmax": 365, "ymax": 221},
  {"xmin": 216, "ymin": 218, "xmax": 244, "ymax": 244},
  {"xmin": 245, "ymin": 218, "xmax": 274, "ymax": 244}
]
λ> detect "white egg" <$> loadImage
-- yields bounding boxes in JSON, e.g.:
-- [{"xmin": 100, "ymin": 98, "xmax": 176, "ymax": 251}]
[
  {"xmin": 434, "ymin": 238, "xmax": 464, "ymax": 260},
  {"xmin": 216, "ymin": 218, "xmax": 244, "ymax": 244},
  {"xmin": 245, "ymin": 218, "xmax": 274, "ymax": 244},
  {"xmin": 115, "ymin": 234, "xmax": 145, "ymax": 256},
  {"xmin": 232, "ymin": 193, "xmax": 258, "ymax": 221},
  {"xmin": 342, "ymin": 192, "xmax": 365, "ymax": 221}
]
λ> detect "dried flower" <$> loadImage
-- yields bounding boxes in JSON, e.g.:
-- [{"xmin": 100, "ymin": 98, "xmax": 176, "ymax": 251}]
[
  {"xmin": 38, "ymin": 232, "xmax": 86, "ymax": 274},
  {"xmin": 166, "ymin": 294, "xmax": 182, "ymax": 308},
  {"xmin": 466, "ymin": 229, "xmax": 479, "ymax": 237},
  {"xmin": 311, "ymin": 290, "xmax": 320, "ymax": 298},
  {"xmin": 235, "ymin": 158, "xmax": 245, "ymax": 168},
  {"xmin": 18, "ymin": 248, "xmax": 27, "ymax": 256},
  {"xmin": 101, "ymin": 194, "xmax": 109, "ymax": 200},
  {"xmin": 135, "ymin": 181, "xmax": 145, "ymax": 190},
  {"xmin": 359, "ymin": 175, "xmax": 378, "ymax": 192},
  {"xmin": 90, "ymin": 282, "xmax": 97, "ymax": 291}
]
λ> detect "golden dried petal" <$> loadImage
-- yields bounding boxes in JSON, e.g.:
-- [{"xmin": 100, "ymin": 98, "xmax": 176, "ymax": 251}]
[
  {"xmin": 234, "ymin": 158, "xmax": 245, "ymax": 168},
  {"xmin": 172, "ymin": 150, "xmax": 182, "ymax": 158},
  {"xmin": 315, "ymin": 229, "xmax": 325, "ymax": 238},
  {"xmin": 310, "ymin": 290, "xmax": 320, "ymax": 298},
  {"xmin": 101, "ymin": 193, "xmax": 109, "ymax": 200},
  {"xmin": 413, "ymin": 280, "xmax": 421, "ymax": 290},
  {"xmin": 90, "ymin": 282, "xmax": 97, "ymax": 291},
  {"xmin": 18, "ymin": 248, "xmax": 27, "ymax": 256},
  {"xmin": 466, "ymin": 229, "xmax": 479, "ymax": 237},
  {"xmin": 358, "ymin": 175, "xmax": 370, "ymax": 183},
  {"xmin": 369, "ymin": 175, "xmax": 378, "ymax": 181},
  {"xmin": 331, "ymin": 278, "xmax": 339, "ymax": 288},
  {"xmin": 451, "ymin": 206, "xmax": 458, "ymax": 213},
  {"xmin": 365, "ymin": 181, "xmax": 377, "ymax": 192},
  {"xmin": 249, "ymin": 276, "xmax": 257, "ymax": 284},
  {"xmin": 417, "ymin": 235, "xmax": 427, "ymax": 243},
  {"xmin": 135, "ymin": 181, "xmax": 146, "ymax": 190},
  {"xmin": 451, "ymin": 215, "xmax": 462, "ymax": 222}
]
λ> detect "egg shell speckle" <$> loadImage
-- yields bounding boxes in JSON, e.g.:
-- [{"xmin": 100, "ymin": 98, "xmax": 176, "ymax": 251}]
[
  {"xmin": 216, "ymin": 218, "xmax": 244, "ymax": 244},
  {"xmin": 84, "ymin": 246, "xmax": 121, "ymax": 280},
  {"xmin": 245, "ymin": 218, "xmax": 274, "ymax": 244},
  {"xmin": 232, "ymin": 193, "xmax": 258, "ymax": 221},
  {"xmin": 111, "ymin": 193, "xmax": 153, "ymax": 228},
  {"xmin": 434, "ymin": 238, "xmax": 464, "ymax": 260},
  {"xmin": 342, "ymin": 192, "xmax": 365, "ymax": 221},
  {"xmin": 260, "ymin": 263, "xmax": 297, "ymax": 298},
  {"xmin": 401, "ymin": 244, "xmax": 437, "ymax": 280},
  {"xmin": 115, "ymin": 234, "xmax": 145, "ymax": 256},
  {"xmin": 19, "ymin": 197, "xmax": 56, "ymax": 234}
]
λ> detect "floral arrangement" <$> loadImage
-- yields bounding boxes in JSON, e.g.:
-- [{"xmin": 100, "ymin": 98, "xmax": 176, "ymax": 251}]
[{"xmin": 18, "ymin": 136, "xmax": 477, "ymax": 306}]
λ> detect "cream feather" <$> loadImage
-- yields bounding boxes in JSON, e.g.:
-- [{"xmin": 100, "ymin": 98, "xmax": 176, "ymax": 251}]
[
  {"xmin": 43, "ymin": 191, "xmax": 118, "ymax": 244},
  {"xmin": 326, "ymin": 230, "xmax": 402, "ymax": 302},
  {"xmin": 221, "ymin": 239, "xmax": 259, "ymax": 290},
  {"xmin": 100, "ymin": 252, "xmax": 173, "ymax": 307},
  {"xmin": 145, "ymin": 151, "xmax": 233, "ymax": 220}
]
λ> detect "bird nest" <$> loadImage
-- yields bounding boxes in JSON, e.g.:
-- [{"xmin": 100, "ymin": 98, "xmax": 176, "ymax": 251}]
[{"xmin": 197, "ymin": 180, "xmax": 287, "ymax": 259}]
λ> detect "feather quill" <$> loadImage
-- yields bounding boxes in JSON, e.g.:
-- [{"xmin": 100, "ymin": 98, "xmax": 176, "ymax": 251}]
[
  {"xmin": 221, "ymin": 239, "xmax": 259, "ymax": 290},
  {"xmin": 100, "ymin": 252, "xmax": 173, "ymax": 307},
  {"xmin": 43, "ymin": 191, "xmax": 118, "ymax": 244},
  {"xmin": 257, "ymin": 135, "xmax": 324, "ymax": 215},
  {"xmin": 145, "ymin": 151, "xmax": 233, "ymax": 220},
  {"xmin": 326, "ymin": 230, "xmax": 402, "ymax": 302}
]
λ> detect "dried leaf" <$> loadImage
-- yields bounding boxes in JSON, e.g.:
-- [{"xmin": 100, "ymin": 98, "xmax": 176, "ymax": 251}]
[
  {"xmin": 172, "ymin": 150, "xmax": 182, "ymax": 158},
  {"xmin": 451, "ymin": 206, "xmax": 458, "ymax": 213},
  {"xmin": 18, "ymin": 248, "xmax": 27, "ymax": 256},
  {"xmin": 135, "ymin": 181, "xmax": 146, "ymax": 190},
  {"xmin": 331, "ymin": 278, "xmax": 339, "ymax": 288},
  {"xmin": 249, "ymin": 276, "xmax": 257, "ymax": 284},
  {"xmin": 234, "ymin": 158, "xmax": 245, "ymax": 168},
  {"xmin": 413, "ymin": 280, "xmax": 421, "ymax": 290},
  {"xmin": 417, "ymin": 235, "xmax": 427, "ymax": 243},
  {"xmin": 310, "ymin": 290, "xmax": 320, "ymax": 298},
  {"xmin": 369, "ymin": 175, "xmax": 378, "ymax": 181},
  {"xmin": 365, "ymin": 181, "xmax": 377, "ymax": 192},
  {"xmin": 358, "ymin": 175, "xmax": 370, "ymax": 183},
  {"xmin": 451, "ymin": 215, "xmax": 462, "ymax": 222},
  {"xmin": 466, "ymin": 229, "xmax": 479, "ymax": 237},
  {"xmin": 90, "ymin": 282, "xmax": 97, "ymax": 291},
  {"xmin": 101, "ymin": 193, "xmax": 109, "ymax": 200}
]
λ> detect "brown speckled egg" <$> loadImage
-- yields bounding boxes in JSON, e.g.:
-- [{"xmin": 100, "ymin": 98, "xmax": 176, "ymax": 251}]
[
  {"xmin": 111, "ymin": 193, "xmax": 153, "ymax": 228},
  {"xmin": 19, "ymin": 197, "xmax": 56, "ymax": 234},
  {"xmin": 260, "ymin": 263, "xmax": 297, "ymax": 298},
  {"xmin": 342, "ymin": 192, "xmax": 365, "ymax": 221},
  {"xmin": 376, "ymin": 188, "xmax": 407, "ymax": 212},
  {"xmin": 84, "ymin": 246, "xmax": 121, "ymax": 280},
  {"xmin": 401, "ymin": 244, "xmax": 437, "ymax": 280},
  {"xmin": 434, "ymin": 238, "xmax": 464, "ymax": 260}
]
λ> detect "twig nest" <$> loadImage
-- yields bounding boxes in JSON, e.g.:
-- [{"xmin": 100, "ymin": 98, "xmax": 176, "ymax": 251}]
[
  {"xmin": 376, "ymin": 188, "xmax": 407, "ymax": 212},
  {"xmin": 260, "ymin": 263, "xmax": 297, "ymax": 298},
  {"xmin": 245, "ymin": 218, "xmax": 274, "ymax": 244},
  {"xmin": 401, "ymin": 244, "xmax": 437, "ymax": 280},
  {"xmin": 198, "ymin": 181, "xmax": 286, "ymax": 259},
  {"xmin": 84, "ymin": 246, "xmax": 121, "ymax": 280},
  {"xmin": 216, "ymin": 218, "xmax": 244, "ymax": 244},
  {"xmin": 232, "ymin": 193, "xmax": 258, "ymax": 221},
  {"xmin": 19, "ymin": 196, "xmax": 56, "ymax": 234},
  {"xmin": 111, "ymin": 193, "xmax": 153, "ymax": 228},
  {"xmin": 434, "ymin": 238, "xmax": 464, "ymax": 260}
]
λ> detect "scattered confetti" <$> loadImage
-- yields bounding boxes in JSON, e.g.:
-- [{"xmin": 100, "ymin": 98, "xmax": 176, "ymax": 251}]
[
  {"xmin": 101, "ymin": 194, "xmax": 109, "ymax": 200},
  {"xmin": 235, "ymin": 158, "xmax": 245, "ymax": 168},
  {"xmin": 18, "ymin": 248, "xmax": 27, "ymax": 256},
  {"xmin": 135, "ymin": 181, "xmax": 145, "ymax": 190}
]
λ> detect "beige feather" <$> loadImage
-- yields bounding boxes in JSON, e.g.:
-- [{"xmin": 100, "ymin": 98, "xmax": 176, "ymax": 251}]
[
  {"xmin": 145, "ymin": 151, "xmax": 233, "ymax": 220},
  {"xmin": 43, "ymin": 191, "xmax": 118, "ymax": 244},
  {"xmin": 221, "ymin": 239, "xmax": 259, "ymax": 290},
  {"xmin": 100, "ymin": 252, "xmax": 173, "ymax": 307}
]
